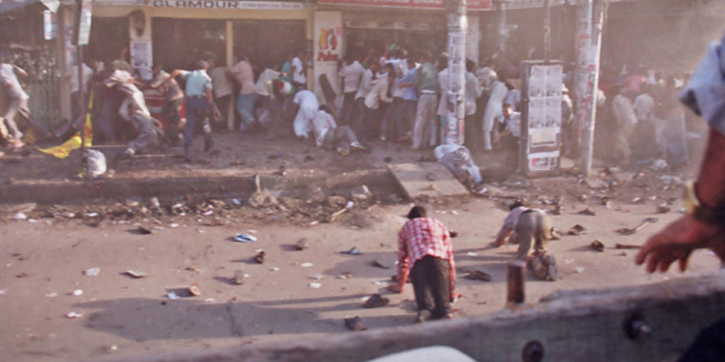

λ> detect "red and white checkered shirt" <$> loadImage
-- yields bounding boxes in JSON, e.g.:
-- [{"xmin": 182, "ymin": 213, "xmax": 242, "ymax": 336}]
[{"xmin": 396, "ymin": 217, "xmax": 456, "ymax": 298}]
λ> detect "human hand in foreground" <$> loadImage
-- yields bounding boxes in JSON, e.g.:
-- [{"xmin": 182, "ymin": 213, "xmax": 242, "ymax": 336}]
[
  {"xmin": 635, "ymin": 215, "xmax": 722, "ymax": 273},
  {"xmin": 386, "ymin": 284, "xmax": 403, "ymax": 293}
]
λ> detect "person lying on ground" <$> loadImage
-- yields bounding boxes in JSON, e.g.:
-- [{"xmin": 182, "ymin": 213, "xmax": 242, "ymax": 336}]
[
  {"xmin": 387, "ymin": 205, "xmax": 458, "ymax": 323},
  {"xmin": 433, "ymin": 143, "xmax": 483, "ymax": 190},
  {"xmin": 312, "ymin": 105, "xmax": 365, "ymax": 155}
]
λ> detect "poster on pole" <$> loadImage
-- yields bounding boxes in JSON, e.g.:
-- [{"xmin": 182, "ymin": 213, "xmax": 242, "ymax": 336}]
[
  {"xmin": 131, "ymin": 40, "xmax": 153, "ymax": 80},
  {"xmin": 520, "ymin": 61, "xmax": 563, "ymax": 175},
  {"xmin": 313, "ymin": 11, "xmax": 343, "ymax": 108},
  {"xmin": 73, "ymin": 0, "xmax": 92, "ymax": 46}
]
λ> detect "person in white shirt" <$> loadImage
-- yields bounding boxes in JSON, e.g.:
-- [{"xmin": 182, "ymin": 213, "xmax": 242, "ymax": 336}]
[
  {"xmin": 434, "ymin": 143, "xmax": 482, "ymax": 187},
  {"xmin": 363, "ymin": 64, "xmax": 394, "ymax": 141},
  {"xmin": 68, "ymin": 62, "xmax": 93, "ymax": 123},
  {"xmin": 207, "ymin": 59, "xmax": 234, "ymax": 130},
  {"xmin": 482, "ymin": 75, "xmax": 508, "ymax": 151},
  {"xmin": 464, "ymin": 60, "xmax": 483, "ymax": 151},
  {"xmin": 495, "ymin": 103, "xmax": 522, "ymax": 177},
  {"xmin": 0, "ymin": 59, "xmax": 30, "ymax": 148},
  {"xmin": 338, "ymin": 56, "xmax": 365, "ymax": 125},
  {"xmin": 292, "ymin": 90, "xmax": 318, "ymax": 140},
  {"xmin": 380, "ymin": 62, "xmax": 407, "ymax": 142},
  {"xmin": 611, "ymin": 88, "xmax": 639, "ymax": 164},
  {"xmin": 292, "ymin": 50, "xmax": 307, "ymax": 91},
  {"xmin": 255, "ymin": 68, "xmax": 281, "ymax": 127},
  {"xmin": 437, "ymin": 55, "xmax": 450, "ymax": 145},
  {"xmin": 352, "ymin": 62, "xmax": 379, "ymax": 136},
  {"xmin": 232, "ymin": 54, "xmax": 257, "ymax": 131},
  {"xmin": 313, "ymin": 105, "xmax": 364, "ymax": 154}
]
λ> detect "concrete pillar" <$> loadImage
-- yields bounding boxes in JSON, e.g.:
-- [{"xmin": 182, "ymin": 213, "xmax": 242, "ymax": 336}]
[{"xmin": 444, "ymin": 0, "xmax": 467, "ymax": 145}]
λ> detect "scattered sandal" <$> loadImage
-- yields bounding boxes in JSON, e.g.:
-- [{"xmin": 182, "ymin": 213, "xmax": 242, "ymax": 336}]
[
  {"xmin": 362, "ymin": 293, "xmax": 389, "ymax": 308},
  {"xmin": 344, "ymin": 316, "xmax": 367, "ymax": 331}
]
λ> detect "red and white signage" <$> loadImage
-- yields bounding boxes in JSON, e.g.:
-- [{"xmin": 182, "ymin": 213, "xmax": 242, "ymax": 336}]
[{"xmin": 318, "ymin": 0, "xmax": 492, "ymax": 11}]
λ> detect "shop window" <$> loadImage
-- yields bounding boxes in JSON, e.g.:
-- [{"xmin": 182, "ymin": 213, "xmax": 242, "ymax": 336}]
[{"xmin": 152, "ymin": 18, "xmax": 226, "ymax": 71}]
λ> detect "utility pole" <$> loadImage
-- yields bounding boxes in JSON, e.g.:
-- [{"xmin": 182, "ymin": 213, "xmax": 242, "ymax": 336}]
[
  {"xmin": 544, "ymin": 0, "xmax": 551, "ymax": 61},
  {"xmin": 443, "ymin": 0, "xmax": 467, "ymax": 145},
  {"xmin": 574, "ymin": 0, "xmax": 604, "ymax": 176}
]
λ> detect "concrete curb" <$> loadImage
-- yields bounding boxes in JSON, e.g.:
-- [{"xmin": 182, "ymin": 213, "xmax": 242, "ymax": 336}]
[{"xmin": 0, "ymin": 169, "xmax": 396, "ymax": 204}]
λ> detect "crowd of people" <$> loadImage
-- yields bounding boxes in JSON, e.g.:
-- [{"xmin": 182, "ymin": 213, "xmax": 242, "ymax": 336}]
[{"xmin": 0, "ymin": 41, "xmax": 703, "ymax": 180}]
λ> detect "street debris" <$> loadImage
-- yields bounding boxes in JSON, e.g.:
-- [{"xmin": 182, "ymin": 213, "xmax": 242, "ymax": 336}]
[
  {"xmin": 186, "ymin": 266, "xmax": 201, "ymax": 272},
  {"xmin": 308, "ymin": 282, "xmax": 322, "ymax": 289},
  {"xmin": 656, "ymin": 204, "xmax": 671, "ymax": 214},
  {"xmin": 577, "ymin": 208, "xmax": 596, "ymax": 216},
  {"xmin": 254, "ymin": 251, "xmax": 265, "ymax": 264},
  {"xmin": 371, "ymin": 259, "xmax": 393, "ymax": 269},
  {"xmin": 363, "ymin": 294, "xmax": 390, "ymax": 308},
  {"xmin": 71, "ymin": 289, "xmax": 83, "ymax": 296},
  {"xmin": 137, "ymin": 226, "xmax": 153, "ymax": 235},
  {"xmin": 84, "ymin": 149, "xmax": 107, "ymax": 179},
  {"xmin": 234, "ymin": 270, "xmax": 245, "ymax": 285},
  {"xmin": 338, "ymin": 272, "xmax": 353, "ymax": 279},
  {"xmin": 296, "ymin": 238, "xmax": 309, "ymax": 250},
  {"xmin": 124, "ymin": 270, "xmax": 147, "ymax": 278},
  {"xmin": 351, "ymin": 185, "xmax": 372, "ymax": 203},
  {"xmin": 341, "ymin": 246, "xmax": 362, "ymax": 255},
  {"xmin": 615, "ymin": 243, "xmax": 642, "ymax": 250},
  {"xmin": 233, "ymin": 233, "xmax": 257, "ymax": 243},
  {"xmin": 575, "ymin": 267, "xmax": 585, "ymax": 274},
  {"xmin": 84, "ymin": 267, "xmax": 100, "ymax": 276},
  {"xmin": 45, "ymin": 292, "xmax": 57, "ymax": 298},
  {"xmin": 567, "ymin": 224, "xmax": 587, "ymax": 236},
  {"xmin": 189, "ymin": 283, "xmax": 202, "ymax": 296},
  {"xmin": 466, "ymin": 251, "xmax": 478, "ymax": 256},
  {"xmin": 249, "ymin": 191, "xmax": 279, "ymax": 209},
  {"xmin": 344, "ymin": 316, "xmax": 367, "ymax": 331},
  {"xmin": 590, "ymin": 240, "xmax": 605, "ymax": 252},
  {"xmin": 312, "ymin": 273, "xmax": 323, "ymax": 280},
  {"xmin": 65, "ymin": 312, "xmax": 83, "ymax": 319},
  {"xmin": 616, "ymin": 218, "xmax": 658, "ymax": 235},
  {"xmin": 13, "ymin": 212, "xmax": 27, "ymax": 221},
  {"xmin": 464, "ymin": 270, "xmax": 492, "ymax": 282},
  {"xmin": 300, "ymin": 262, "xmax": 313, "ymax": 267},
  {"xmin": 450, "ymin": 230, "xmax": 459, "ymax": 238},
  {"xmin": 167, "ymin": 292, "xmax": 181, "ymax": 300}
]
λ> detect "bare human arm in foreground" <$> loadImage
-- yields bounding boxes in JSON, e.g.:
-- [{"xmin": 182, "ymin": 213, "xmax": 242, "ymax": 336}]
[{"xmin": 635, "ymin": 128, "xmax": 725, "ymax": 273}]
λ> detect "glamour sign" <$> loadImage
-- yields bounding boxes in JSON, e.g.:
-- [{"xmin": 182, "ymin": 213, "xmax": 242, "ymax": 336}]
[
  {"xmin": 150, "ymin": 0, "xmax": 307, "ymax": 9},
  {"xmin": 317, "ymin": 0, "xmax": 491, "ymax": 10}
]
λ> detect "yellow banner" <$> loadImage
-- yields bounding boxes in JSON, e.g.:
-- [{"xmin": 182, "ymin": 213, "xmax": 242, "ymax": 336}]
[{"xmin": 38, "ymin": 93, "xmax": 94, "ymax": 159}]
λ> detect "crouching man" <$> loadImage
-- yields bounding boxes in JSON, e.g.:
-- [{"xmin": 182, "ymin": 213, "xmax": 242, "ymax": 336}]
[
  {"xmin": 388, "ymin": 205, "xmax": 458, "ymax": 323},
  {"xmin": 494, "ymin": 201, "xmax": 558, "ymax": 281},
  {"xmin": 313, "ymin": 105, "xmax": 364, "ymax": 155}
]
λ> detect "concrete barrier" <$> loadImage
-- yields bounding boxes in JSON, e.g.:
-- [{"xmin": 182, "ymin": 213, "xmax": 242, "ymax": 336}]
[{"xmin": 106, "ymin": 270, "xmax": 725, "ymax": 362}]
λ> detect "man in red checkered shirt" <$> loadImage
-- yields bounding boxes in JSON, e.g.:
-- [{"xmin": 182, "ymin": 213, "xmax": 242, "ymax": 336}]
[{"xmin": 387, "ymin": 205, "xmax": 457, "ymax": 323}]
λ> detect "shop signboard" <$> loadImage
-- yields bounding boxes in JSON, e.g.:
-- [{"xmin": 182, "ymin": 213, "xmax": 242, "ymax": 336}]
[
  {"xmin": 74, "ymin": 0, "xmax": 92, "ymax": 46},
  {"xmin": 43, "ymin": 10, "xmax": 58, "ymax": 40},
  {"xmin": 149, "ymin": 0, "xmax": 307, "ymax": 9},
  {"xmin": 318, "ymin": 0, "xmax": 491, "ymax": 10},
  {"xmin": 313, "ymin": 11, "xmax": 343, "ymax": 108},
  {"xmin": 520, "ymin": 61, "xmax": 563, "ymax": 175}
]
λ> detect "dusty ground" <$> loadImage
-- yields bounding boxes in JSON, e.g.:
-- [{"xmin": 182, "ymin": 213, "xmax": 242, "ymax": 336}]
[
  {"xmin": 0, "ymin": 127, "xmax": 714, "ymax": 362},
  {"xmin": 0, "ymin": 196, "xmax": 722, "ymax": 362}
]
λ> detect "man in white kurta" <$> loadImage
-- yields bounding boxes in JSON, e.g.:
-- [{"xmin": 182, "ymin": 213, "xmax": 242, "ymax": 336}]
[
  {"xmin": 482, "ymin": 80, "xmax": 508, "ymax": 151},
  {"xmin": 292, "ymin": 90, "xmax": 319, "ymax": 140}
]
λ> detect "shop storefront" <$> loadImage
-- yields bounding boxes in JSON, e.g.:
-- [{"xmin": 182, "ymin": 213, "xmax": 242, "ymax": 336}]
[{"xmin": 88, "ymin": 0, "xmax": 313, "ymax": 129}]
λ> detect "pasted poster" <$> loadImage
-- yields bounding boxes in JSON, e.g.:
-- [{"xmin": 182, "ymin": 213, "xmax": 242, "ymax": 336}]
[
  {"xmin": 526, "ymin": 64, "xmax": 562, "ymax": 172},
  {"xmin": 313, "ymin": 11, "xmax": 343, "ymax": 109},
  {"xmin": 131, "ymin": 40, "xmax": 153, "ymax": 80}
]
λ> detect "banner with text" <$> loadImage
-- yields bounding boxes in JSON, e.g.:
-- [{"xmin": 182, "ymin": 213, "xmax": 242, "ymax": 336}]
[{"xmin": 318, "ymin": 0, "xmax": 491, "ymax": 11}]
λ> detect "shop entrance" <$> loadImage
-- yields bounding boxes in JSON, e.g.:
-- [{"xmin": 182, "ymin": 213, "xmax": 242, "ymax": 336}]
[
  {"xmin": 152, "ymin": 18, "xmax": 226, "ymax": 71},
  {"xmin": 232, "ymin": 20, "xmax": 306, "ymax": 71}
]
